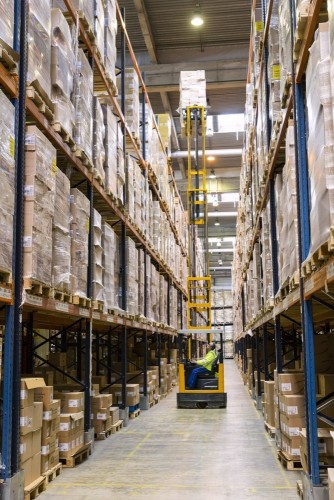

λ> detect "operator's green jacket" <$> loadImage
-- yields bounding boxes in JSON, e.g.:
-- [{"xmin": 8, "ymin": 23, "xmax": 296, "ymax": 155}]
[{"xmin": 196, "ymin": 349, "xmax": 216, "ymax": 371}]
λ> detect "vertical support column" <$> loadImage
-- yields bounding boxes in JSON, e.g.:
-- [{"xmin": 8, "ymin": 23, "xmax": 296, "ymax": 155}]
[
  {"xmin": 157, "ymin": 333, "xmax": 161, "ymax": 391},
  {"xmin": 141, "ymin": 72, "xmax": 148, "ymax": 321},
  {"xmin": 143, "ymin": 331, "xmax": 148, "ymax": 396},
  {"xmin": 84, "ymin": 319, "xmax": 92, "ymax": 435},
  {"xmin": 95, "ymin": 332, "xmax": 100, "ymax": 376},
  {"xmin": 255, "ymin": 330, "xmax": 262, "ymax": 405},
  {"xmin": 251, "ymin": 335, "xmax": 255, "ymax": 395},
  {"xmin": 77, "ymin": 327, "xmax": 82, "ymax": 381},
  {"xmin": 25, "ymin": 313, "xmax": 34, "ymax": 374},
  {"xmin": 263, "ymin": 324, "xmax": 269, "ymax": 380},
  {"xmin": 107, "ymin": 330, "xmax": 112, "ymax": 384}
]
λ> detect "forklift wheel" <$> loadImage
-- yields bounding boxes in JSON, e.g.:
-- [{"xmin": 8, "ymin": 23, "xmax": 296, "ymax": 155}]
[{"xmin": 196, "ymin": 402, "xmax": 208, "ymax": 409}]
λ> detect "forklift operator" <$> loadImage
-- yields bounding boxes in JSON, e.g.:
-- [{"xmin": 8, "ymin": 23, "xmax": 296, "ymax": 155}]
[{"xmin": 187, "ymin": 342, "xmax": 217, "ymax": 389}]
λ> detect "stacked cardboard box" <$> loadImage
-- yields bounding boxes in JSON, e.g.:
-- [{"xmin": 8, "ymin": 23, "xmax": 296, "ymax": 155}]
[
  {"xmin": 27, "ymin": 0, "xmax": 51, "ymax": 99},
  {"xmin": 91, "ymin": 393, "xmax": 113, "ymax": 435},
  {"xmin": 117, "ymin": 68, "xmax": 140, "ymax": 140},
  {"xmin": 53, "ymin": 391, "xmax": 85, "ymax": 459},
  {"xmin": 252, "ymin": 8, "xmax": 263, "ymax": 82},
  {"xmin": 73, "ymin": 49, "xmax": 93, "ymax": 163},
  {"xmin": 103, "ymin": 106, "xmax": 118, "ymax": 197},
  {"xmin": 93, "ymin": 97, "xmax": 106, "ymax": 185},
  {"xmin": 0, "ymin": 90, "xmax": 15, "ymax": 277},
  {"xmin": 102, "ymin": 222, "xmax": 117, "ymax": 312},
  {"xmin": 92, "ymin": 210, "xmax": 104, "ymax": 303},
  {"xmin": 300, "ymin": 428, "xmax": 334, "ymax": 472},
  {"xmin": 0, "ymin": 0, "xmax": 14, "ymax": 47},
  {"xmin": 155, "ymin": 114, "xmax": 172, "ymax": 156},
  {"xmin": 94, "ymin": 0, "xmax": 104, "ymax": 60},
  {"xmin": 278, "ymin": 0, "xmax": 293, "ymax": 100},
  {"xmin": 51, "ymin": 8, "xmax": 75, "ymax": 137},
  {"xmin": 109, "ymin": 384, "xmax": 140, "ymax": 407},
  {"xmin": 20, "ymin": 378, "xmax": 45, "ymax": 487},
  {"xmin": 53, "ymin": 0, "xmax": 94, "ymax": 34},
  {"xmin": 267, "ymin": 0, "xmax": 281, "ymax": 122},
  {"xmin": 126, "ymin": 237, "xmax": 139, "ymax": 316},
  {"xmin": 179, "ymin": 70, "xmax": 206, "ymax": 125},
  {"xmin": 34, "ymin": 386, "xmax": 61, "ymax": 474},
  {"xmin": 70, "ymin": 188, "xmax": 90, "ymax": 298},
  {"xmin": 52, "ymin": 167, "xmax": 71, "ymax": 292},
  {"xmin": 24, "ymin": 126, "xmax": 56, "ymax": 286},
  {"xmin": 104, "ymin": 0, "xmax": 118, "ymax": 84}
]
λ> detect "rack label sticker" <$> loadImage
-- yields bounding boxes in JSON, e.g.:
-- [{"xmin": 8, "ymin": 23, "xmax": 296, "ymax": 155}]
[
  {"xmin": 107, "ymin": 315, "xmax": 113, "ymax": 323},
  {"xmin": 255, "ymin": 20, "xmax": 263, "ymax": 32},
  {"xmin": 272, "ymin": 65, "xmax": 280, "ymax": 80},
  {"xmin": 60, "ymin": 423, "xmax": 70, "ymax": 432},
  {"xmin": 79, "ymin": 308, "xmax": 90, "ymax": 317},
  {"xmin": 92, "ymin": 312, "xmax": 100, "ymax": 320},
  {"xmin": 43, "ymin": 411, "xmax": 52, "ymax": 421},
  {"xmin": 25, "ymin": 294, "xmax": 43, "ymax": 306},
  {"xmin": 0, "ymin": 287, "xmax": 12, "ymax": 301},
  {"xmin": 9, "ymin": 136, "xmax": 15, "ymax": 158},
  {"xmin": 280, "ymin": 383, "xmax": 291, "ymax": 392},
  {"xmin": 52, "ymin": 159, "xmax": 57, "ymax": 175},
  {"xmin": 20, "ymin": 390, "xmax": 28, "ymax": 401},
  {"xmin": 55, "ymin": 301, "xmax": 69, "ymax": 313},
  {"xmin": 24, "ymin": 185, "xmax": 34, "ymax": 197},
  {"xmin": 23, "ymin": 236, "xmax": 32, "ymax": 248},
  {"xmin": 286, "ymin": 405, "xmax": 298, "ymax": 415},
  {"xmin": 68, "ymin": 399, "xmax": 79, "ymax": 407},
  {"xmin": 41, "ymin": 445, "xmax": 50, "ymax": 455},
  {"xmin": 288, "ymin": 426, "xmax": 300, "ymax": 437}
]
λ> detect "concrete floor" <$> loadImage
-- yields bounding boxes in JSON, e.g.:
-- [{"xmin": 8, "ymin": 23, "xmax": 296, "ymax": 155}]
[{"xmin": 40, "ymin": 360, "xmax": 300, "ymax": 499}]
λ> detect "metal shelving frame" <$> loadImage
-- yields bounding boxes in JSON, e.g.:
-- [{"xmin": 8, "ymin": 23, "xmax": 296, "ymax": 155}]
[{"xmin": 235, "ymin": 0, "xmax": 330, "ymax": 495}]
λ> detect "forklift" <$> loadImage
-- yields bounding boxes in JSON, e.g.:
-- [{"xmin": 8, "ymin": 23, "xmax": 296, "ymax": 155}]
[{"xmin": 176, "ymin": 104, "xmax": 227, "ymax": 409}]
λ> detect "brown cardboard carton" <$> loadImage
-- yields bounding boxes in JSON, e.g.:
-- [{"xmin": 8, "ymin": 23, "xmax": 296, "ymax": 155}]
[
  {"xmin": 33, "ymin": 402, "xmax": 43, "ymax": 431},
  {"xmin": 328, "ymin": 468, "xmax": 334, "ymax": 500},
  {"xmin": 20, "ymin": 377, "xmax": 46, "ymax": 409},
  {"xmin": 43, "ymin": 399, "xmax": 61, "ymax": 421},
  {"xmin": 264, "ymin": 403, "xmax": 275, "ymax": 428},
  {"xmin": 264, "ymin": 381, "xmax": 275, "ymax": 405},
  {"xmin": 41, "ymin": 454, "xmax": 50, "ymax": 474},
  {"xmin": 54, "ymin": 392, "xmax": 84, "ymax": 413},
  {"xmin": 21, "ymin": 456, "xmax": 32, "ymax": 487},
  {"xmin": 280, "ymin": 394, "xmax": 305, "ymax": 417},
  {"xmin": 32, "ymin": 428, "xmax": 41, "ymax": 456},
  {"xmin": 278, "ymin": 373, "xmax": 304, "ymax": 395},
  {"xmin": 50, "ymin": 447, "xmax": 60, "ymax": 468},
  {"xmin": 48, "ymin": 352, "xmax": 67, "ymax": 369},
  {"xmin": 280, "ymin": 414, "xmax": 305, "ymax": 437},
  {"xmin": 109, "ymin": 407, "xmax": 119, "ymax": 425},
  {"xmin": 281, "ymin": 434, "xmax": 301, "ymax": 458},
  {"xmin": 318, "ymin": 374, "xmax": 334, "ymax": 396},
  {"xmin": 31, "ymin": 453, "xmax": 41, "ymax": 483},
  {"xmin": 20, "ymin": 433, "xmax": 33, "ymax": 462},
  {"xmin": 34, "ymin": 386, "xmax": 53, "ymax": 410},
  {"xmin": 20, "ymin": 406, "xmax": 34, "ymax": 435},
  {"xmin": 91, "ymin": 384, "xmax": 99, "ymax": 396},
  {"xmin": 91, "ymin": 394, "xmax": 112, "ymax": 410}
]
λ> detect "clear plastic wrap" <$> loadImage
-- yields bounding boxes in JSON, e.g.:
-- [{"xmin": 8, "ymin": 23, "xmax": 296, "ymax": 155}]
[
  {"xmin": 92, "ymin": 209, "xmax": 104, "ymax": 302},
  {"xmin": 73, "ymin": 49, "xmax": 93, "ymax": 162},
  {"xmin": 94, "ymin": 0, "xmax": 104, "ymax": 60},
  {"xmin": 278, "ymin": 0, "xmax": 292, "ymax": 100},
  {"xmin": 102, "ymin": 222, "xmax": 116, "ymax": 311},
  {"xmin": 52, "ymin": 0, "xmax": 94, "ymax": 33},
  {"xmin": 179, "ymin": 70, "xmax": 206, "ymax": 112},
  {"xmin": 103, "ymin": 105, "xmax": 117, "ymax": 196},
  {"xmin": 117, "ymin": 68, "xmax": 140, "ymax": 139},
  {"xmin": 70, "ymin": 188, "xmax": 90, "ymax": 297},
  {"xmin": 104, "ymin": 0, "xmax": 117, "ymax": 84},
  {"xmin": 125, "ymin": 237, "xmax": 138, "ymax": 315},
  {"xmin": 126, "ymin": 155, "xmax": 135, "ymax": 220},
  {"xmin": 0, "ymin": 0, "xmax": 14, "ymax": 47},
  {"xmin": 24, "ymin": 127, "xmax": 56, "ymax": 285},
  {"xmin": 93, "ymin": 97, "xmax": 106, "ymax": 184},
  {"xmin": 52, "ymin": 167, "xmax": 71, "ymax": 291},
  {"xmin": 27, "ymin": 0, "xmax": 52, "ymax": 99}
]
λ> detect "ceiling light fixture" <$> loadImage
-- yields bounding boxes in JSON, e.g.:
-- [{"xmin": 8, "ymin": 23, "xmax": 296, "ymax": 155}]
[
  {"xmin": 207, "ymin": 156, "xmax": 215, "ymax": 161},
  {"xmin": 191, "ymin": 4, "xmax": 204, "ymax": 26},
  {"xmin": 209, "ymin": 169, "xmax": 216, "ymax": 179},
  {"xmin": 214, "ymin": 219, "xmax": 220, "ymax": 226}
]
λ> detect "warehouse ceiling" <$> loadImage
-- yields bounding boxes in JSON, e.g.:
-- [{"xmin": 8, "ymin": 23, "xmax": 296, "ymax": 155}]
[{"xmin": 118, "ymin": 0, "xmax": 252, "ymax": 285}]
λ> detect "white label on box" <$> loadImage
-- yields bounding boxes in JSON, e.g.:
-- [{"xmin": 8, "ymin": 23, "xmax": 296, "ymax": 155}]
[
  {"xmin": 93, "ymin": 312, "xmax": 100, "ymax": 320},
  {"xmin": 97, "ymin": 413, "xmax": 107, "ymax": 420},
  {"xmin": 0, "ymin": 287, "xmax": 11, "ymax": 300},
  {"xmin": 23, "ymin": 236, "xmax": 32, "ymax": 248},
  {"xmin": 59, "ymin": 442, "xmax": 71, "ymax": 452},
  {"xmin": 288, "ymin": 426, "xmax": 300, "ymax": 437},
  {"xmin": 70, "ymin": 194, "xmax": 74, "ymax": 204},
  {"xmin": 107, "ymin": 315, "xmax": 113, "ymax": 323},
  {"xmin": 25, "ymin": 294, "xmax": 43, "ymax": 306},
  {"xmin": 319, "ymin": 442, "xmax": 327, "ymax": 454},
  {"xmin": 56, "ymin": 438, "xmax": 59, "ymax": 447},
  {"xmin": 90, "ymin": 413, "xmax": 94, "ymax": 420},
  {"xmin": 20, "ymin": 416, "xmax": 31, "ymax": 427},
  {"xmin": 79, "ymin": 308, "xmax": 90, "ymax": 317},
  {"xmin": 24, "ymin": 185, "xmax": 34, "ymax": 197},
  {"xmin": 20, "ymin": 443, "xmax": 26, "ymax": 454},
  {"xmin": 68, "ymin": 399, "xmax": 80, "ymax": 408},
  {"xmin": 280, "ymin": 383, "xmax": 291, "ymax": 392},
  {"xmin": 55, "ymin": 301, "xmax": 69, "ymax": 313},
  {"xmin": 286, "ymin": 406, "xmax": 298, "ymax": 415},
  {"xmin": 41, "ymin": 445, "xmax": 49, "ymax": 455},
  {"xmin": 43, "ymin": 411, "xmax": 52, "ymax": 421},
  {"xmin": 290, "ymin": 448, "xmax": 300, "ymax": 457},
  {"xmin": 20, "ymin": 389, "xmax": 28, "ymax": 401},
  {"xmin": 60, "ymin": 422, "xmax": 70, "ymax": 431},
  {"xmin": 43, "ymin": 460, "xmax": 49, "ymax": 471}
]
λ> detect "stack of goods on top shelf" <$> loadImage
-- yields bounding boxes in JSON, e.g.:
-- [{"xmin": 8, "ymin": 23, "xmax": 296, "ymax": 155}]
[
  {"xmin": 260, "ymin": 203, "xmax": 273, "ymax": 308},
  {"xmin": 104, "ymin": 0, "xmax": 118, "ymax": 85},
  {"xmin": 103, "ymin": 105, "xmax": 125, "ymax": 203},
  {"xmin": 53, "ymin": 0, "xmax": 94, "ymax": 34},
  {"xmin": 267, "ymin": 0, "xmax": 281, "ymax": 123},
  {"xmin": 24, "ymin": 126, "xmax": 56, "ymax": 288},
  {"xmin": 0, "ymin": 90, "xmax": 15, "ymax": 281},
  {"xmin": 304, "ymin": 21, "xmax": 334, "ymax": 263},
  {"xmin": 93, "ymin": 97, "xmax": 106, "ymax": 186},
  {"xmin": 179, "ymin": 70, "xmax": 206, "ymax": 130},
  {"xmin": 94, "ymin": 0, "xmax": 104, "ymax": 62},
  {"xmin": 117, "ymin": 68, "xmax": 140, "ymax": 145},
  {"xmin": 0, "ymin": 0, "xmax": 14, "ymax": 48},
  {"xmin": 278, "ymin": 0, "xmax": 293, "ymax": 101},
  {"xmin": 70, "ymin": 188, "xmax": 90, "ymax": 300},
  {"xmin": 92, "ymin": 210, "xmax": 104, "ymax": 307},
  {"xmin": 27, "ymin": 0, "xmax": 52, "ymax": 101},
  {"xmin": 102, "ymin": 222, "xmax": 118, "ymax": 313},
  {"xmin": 51, "ymin": 8, "xmax": 76, "ymax": 139}
]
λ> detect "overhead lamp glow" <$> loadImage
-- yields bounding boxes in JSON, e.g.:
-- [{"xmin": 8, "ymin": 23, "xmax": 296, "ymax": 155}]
[
  {"xmin": 214, "ymin": 219, "xmax": 220, "ymax": 226},
  {"xmin": 207, "ymin": 156, "xmax": 215, "ymax": 161},
  {"xmin": 191, "ymin": 14, "xmax": 204, "ymax": 26},
  {"xmin": 209, "ymin": 169, "xmax": 216, "ymax": 179}
]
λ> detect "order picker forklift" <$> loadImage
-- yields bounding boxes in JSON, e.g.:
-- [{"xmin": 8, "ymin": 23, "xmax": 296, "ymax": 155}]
[{"xmin": 177, "ymin": 105, "xmax": 227, "ymax": 409}]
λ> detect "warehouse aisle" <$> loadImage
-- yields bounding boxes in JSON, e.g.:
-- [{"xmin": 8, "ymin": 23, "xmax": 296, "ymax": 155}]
[{"xmin": 40, "ymin": 360, "xmax": 300, "ymax": 499}]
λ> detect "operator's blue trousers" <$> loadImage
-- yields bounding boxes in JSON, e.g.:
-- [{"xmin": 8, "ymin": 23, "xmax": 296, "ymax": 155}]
[{"xmin": 187, "ymin": 366, "xmax": 210, "ymax": 389}]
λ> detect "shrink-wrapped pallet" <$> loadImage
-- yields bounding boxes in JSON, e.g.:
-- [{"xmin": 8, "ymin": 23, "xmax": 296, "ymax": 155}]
[
  {"xmin": 93, "ymin": 97, "xmax": 106, "ymax": 185},
  {"xmin": 27, "ymin": 0, "xmax": 52, "ymax": 100},
  {"xmin": 137, "ymin": 249, "xmax": 145, "ymax": 317},
  {"xmin": 252, "ymin": 8, "xmax": 263, "ymax": 82},
  {"xmin": 73, "ymin": 49, "xmax": 93, "ymax": 163},
  {"xmin": 53, "ymin": 0, "xmax": 94, "ymax": 34},
  {"xmin": 102, "ymin": 222, "xmax": 116, "ymax": 312},
  {"xmin": 93, "ymin": 209, "xmax": 104, "ymax": 303},
  {"xmin": 117, "ymin": 122, "xmax": 125, "ymax": 203},
  {"xmin": 70, "ymin": 188, "xmax": 90, "ymax": 298},
  {"xmin": 51, "ymin": 8, "xmax": 75, "ymax": 137},
  {"xmin": 0, "ymin": 90, "xmax": 15, "ymax": 276},
  {"xmin": 126, "ymin": 155, "xmax": 135, "ymax": 220},
  {"xmin": 156, "ymin": 114, "xmax": 171, "ymax": 156},
  {"xmin": 24, "ymin": 127, "xmax": 56, "ymax": 286},
  {"xmin": 126, "ymin": 237, "xmax": 138, "ymax": 315},
  {"xmin": 52, "ymin": 168, "xmax": 71, "ymax": 292},
  {"xmin": 94, "ymin": 0, "xmax": 104, "ymax": 60},
  {"xmin": 133, "ymin": 160, "xmax": 143, "ymax": 227},
  {"xmin": 0, "ymin": 0, "xmax": 14, "ymax": 47},
  {"xmin": 261, "ymin": 203, "xmax": 273, "ymax": 305},
  {"xmin": 278, "ymin": 0, "xmax": 292, "ymax": 101},
  {"xmin": 117, "ymin": 68, "xmax": 140, "ymax": 140},
  {"xmin": 179, "ymin": 70, "xmax": 206, "ymax": 111},
  {"xmin": 104, "ymin": 0, "xmax": 117, "ymax": 85},
  {"xmin": 103, "ymin": 105, "xmax": 117, "ymax": 196}
]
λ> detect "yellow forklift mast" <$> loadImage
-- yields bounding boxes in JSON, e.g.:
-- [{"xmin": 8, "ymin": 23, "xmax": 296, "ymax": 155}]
[{"xmin": 177, "ymin": 106, "xmax": 227, "ymax": 409}]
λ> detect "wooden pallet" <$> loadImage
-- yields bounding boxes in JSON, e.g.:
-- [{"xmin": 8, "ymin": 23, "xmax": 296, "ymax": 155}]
[
  {"xmin": 264, "ymin": 421, "xmax": 276, "ymax": 438},
  {"xmin": 281, "ymin": 75, "xmax": 292, "ymax": 108},
  {"xmin": 129, "ymin": 408, "xmax": 141, "ymax": 419},
  {"xmin": 160, "ymin": 392, "xmax": 168, "ymax": 400},
  {"xmin": 92, "ymin": 299, "xmax": 104, "ymax": 312},
  {"xmin": 52, "ymin": 122, "xmax": 76, "ymax": 150},
  {"xmin": 23, "ymin": 279, "xmax": 53, "ymax": 298},
  {"xmin": 93, "ymin": 168, "xmax": 105, "ymax": 187},
  {"xmin": 43, "ymin": 463, "xmax": 62, "ymax": 484},
  {"xmin": 277, "ymin": 450, "xmax": 303, "ymax": 471},
  {"xmin": 296, "ymin": 480, "xmax": 304, "ymax": 500},
  {"xmin": 24, "ymin": 476, "xmax": 46, "ymax": 500},
  {"xmin": 53, "ymin": 289, "xmax": 72, "ymax": 303},
  {"xmin": 0, "ymin": 268, "xmax": 12, "ymax": 285},
  {"xmin": 26, "ymin": 85, "xmax": 54, "ymax": 122},
  {"xmin": 111, "ymin": 419, "xmax": 124, "ymax": 433},
  {"xmin": 289, "ymin": 270, "xmax": 300, "ymax": 291},
  {"xmin": 60, "ymin": 443, "xmax": 91, "ymax": 468},
  {"xmin": 154, "ymin": 395, "xmax": 161, "ymax": 405},
  {"xmin": 301, "ymin": 232, "xmax": 334, "ymax": 277},
  {"xmin": 95, "ymin": 425, "xmax": 113, "ymax": 440},
  {"xmin": 75, "ymin": 148, "xmax": 93, "ymax": 171},
  {"xmin": 71, "ymin": 295, "xmax": 91, "ymax": 308},
  {"xmin": 0, "ymin": 39, "xmax": 18, "ymax": 73}
]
